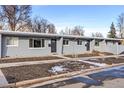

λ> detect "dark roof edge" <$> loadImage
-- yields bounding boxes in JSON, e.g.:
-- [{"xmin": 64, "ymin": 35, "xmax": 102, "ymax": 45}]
[{"xmin": 0, "ymin": 30, "xmax": 123, "ymax": 41}]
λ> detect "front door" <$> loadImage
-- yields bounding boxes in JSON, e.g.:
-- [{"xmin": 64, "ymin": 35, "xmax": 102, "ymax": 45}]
[
  {"xmin": 51, "ymin": 39, "xmax": 57, "ymax": 53},
  {"xmin": 86, "ymin": 41, "xmax": 90, "ymax": 51}
]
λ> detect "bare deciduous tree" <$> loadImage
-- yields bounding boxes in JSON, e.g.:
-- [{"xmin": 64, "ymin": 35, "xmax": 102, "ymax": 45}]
[
  {"xmin": 32, "ymin": 17, "xmax": 46, "ymax": 33},
  {"xmin": 32, "ymin": 16, "xmax": 56, "ymax": 34},
  {"xmin": 0, "ymin": 5, "xmax": 32, "ymax": 31},
  {"xmin": 117, "ymin": 13, "xmax": 124, "ymax": 38},
  {"xmin": 64, "ymin": 27, "xmax": 71, "ymax": 35},
  {"xmin": 71, "ymin": 26, "xmax": 84, "ymax": 36},
  {"xmin": 59, "ymin": 30, "xmax": 65, "ymax": 35},
  {"xmin": 47, "ymin": 23, "xmax": 56, "ymax": 34},
  {"xmin": 59, "ymin": 26, "xmax": 84, "ymax": 36},
  {"xmin": 59, "ymin": 27, "xmax": 71, "ymax": 35},
  {"xmin": 92, "ymin": 32, "xmax": 103, "ymax": 37}
]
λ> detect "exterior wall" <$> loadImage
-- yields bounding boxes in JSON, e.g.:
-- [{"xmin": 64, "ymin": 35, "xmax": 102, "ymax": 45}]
[
  {"xmin": 93, "ymin": 40, "xmax": 120, "ymax": 54},
  {"xmin": 56, "ymin": 37, "xmax": 63, "ymax": 55},
  {"xmin": 2, "ymin": 36, "xmax": 53, "ymax": 58},
  {"xmin": 105, "ymin": 41, "xmax": 118, "ymax": 54},
  {"xmin": 117, "ymin": 45, "xmax": 124, "ymax": 54},
  {"xmin": 93, "ymin": 39, "xmax": 107, "ymax": 52},
  {"xmin": 0, "ymin": 34, "xmax": 2, "ymax": 58},
  {"xmin": 1, "ymin": 34, "xmax": 124, "ymax": 58},
  {"xmin": 63, "ymin": 39, "xmax": 88, "ymax": 55},
  {"xmin": 90, "ymin": 39, "xmax": 95, "ymax": 52}
]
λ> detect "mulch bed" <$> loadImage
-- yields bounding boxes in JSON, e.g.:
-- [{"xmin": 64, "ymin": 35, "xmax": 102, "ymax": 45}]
[
  {"xmin": 87, "ymin": 57, "xmax": 124, "ymax": 65},
  {"xmin": 64, "ymin": 53, "xmax": 100, "ymax": 58},
  {"xmin": 1, "ymin": 61, "xmax": 94, "ymax": 83},
  {"xmin": 0, "ymin": 56, "xmax": 63, "ymax": 63},
  {"xmin": 64, "ymin": 51, "xmax": 113, "ymax": 58}
]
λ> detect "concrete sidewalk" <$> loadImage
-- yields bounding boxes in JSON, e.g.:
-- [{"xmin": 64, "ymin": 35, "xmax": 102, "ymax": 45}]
[
  {"xmin": 0, "ymin": 54, "xmax": 124, "ymax": 68},
  {"xmin": 0, "ymin": 59, "xmax": 70, "ymax": 68},
  {"xmin": 0, "ymin": 70, "xmax": 8, "ymax": 86}
]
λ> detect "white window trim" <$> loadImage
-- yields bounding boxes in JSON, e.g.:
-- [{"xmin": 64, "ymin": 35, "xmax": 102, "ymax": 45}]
[
  {"xmin": 63, "ymin": 39, "xmax": 69, "ymax": 46},
  {"xmin": 6, "ymin": 37, "xmax": 19, "ymax": 47},
  {"xmin": 28, "ymin": 38, "xmax": 45, "ymax": 49},
  {"xmin": 6, "ymin": 44, "xmax": 18, "ymax": 47},
  {"xmin": 77, "ymin": 40, "xmax": 82, "ymax": 45},
  {"xmin": 29, "ymin": 47, "xmax": 46, "ymax": 49}
]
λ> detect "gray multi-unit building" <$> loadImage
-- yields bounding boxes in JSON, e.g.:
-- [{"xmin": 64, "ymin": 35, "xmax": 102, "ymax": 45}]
[{"xmin": 0, "ymin": 31, "xmax": 124, "ymax": 58}]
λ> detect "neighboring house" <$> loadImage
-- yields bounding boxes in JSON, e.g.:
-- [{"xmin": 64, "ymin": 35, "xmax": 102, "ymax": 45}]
[{"xmin": 0, "ymin": 30, "xmax": 124, "ymax": 58}]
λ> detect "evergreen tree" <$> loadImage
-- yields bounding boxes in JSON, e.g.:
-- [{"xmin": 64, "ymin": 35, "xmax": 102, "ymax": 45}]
[{"xmin": 108, "ymin": 22, "xmax": 116, "ymax": 38}]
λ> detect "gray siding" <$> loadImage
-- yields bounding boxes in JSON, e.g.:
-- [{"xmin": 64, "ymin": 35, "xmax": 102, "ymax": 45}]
[
  {"xmin": 63, "ymin": 40, "xmax": 88, "ymax": 55},
  {"xmin": 0, "ymin": 34, "xmax": 2, "ymax": 58},
  {"xmin": 56, "ymin": 37, "xmax": 63, "ymax": 55},
  {"xmin": 117, "ymin": 45, "xmax": 124, "ymax": 54},
  {"xmin": 2, "ymin": 36, "xmax": 53, "ymax": 57},
  {"xmin": 105, "ymin": 42, "xmax": 118, "ymax": 54},
  {"xmin": 1, "ymin": 33, "xmax": 124, "ymax": 58},
  {"xmin": 93, "ymin": 40, "xmax": 106, "ymax": 52},
  {"xmin": 93, "ymin": 40, "xmax": 122, "ymax": 54},
  {"xmin": 89, "ymin": 39, "xmax": 94, "ymax": 52}
]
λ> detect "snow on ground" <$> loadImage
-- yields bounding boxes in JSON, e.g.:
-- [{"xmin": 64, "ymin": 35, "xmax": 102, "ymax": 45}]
[
  {"xmin": 78, "ymin": 60, "xmax": 107, "ymax": 67},
  {"xmin": 89, "ymin": 59, "xmax": 99, "ymax": 61},
  {"xmin": 48, "ymin": 66, "xmax": 67, "ymax": 74},
  {"xmin": 0, "ymin": 70, "xmax": 8, "ymax": 86}
]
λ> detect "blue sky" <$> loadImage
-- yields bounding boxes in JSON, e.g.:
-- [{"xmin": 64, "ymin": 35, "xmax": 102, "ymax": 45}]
[{"xmin": 32, "ymin": 5, "xmax": 124, "ymax": 37}]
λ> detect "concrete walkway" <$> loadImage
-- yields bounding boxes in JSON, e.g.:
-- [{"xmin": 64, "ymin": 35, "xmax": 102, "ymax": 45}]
[
  {"xmin": 0, "ymin": 54, "xmax": 124, "ymax": 68},
  {"xmin": 52, "ymin": 55, "xmax": 71, "ymax": 59},
  {"xmin": 0, "ymin": 69, "xmax": 8, "ymax": 86},
  {"xmin": 78, "ymin": 60, "xmax": 107, "ymax": 67},
  {"xmin": 90, "ymin": 78, "xmax": 124, "ymax": 88},
  {"xmin": 0, "ymin": 59, "xmax": 69, "ymax": 68}
]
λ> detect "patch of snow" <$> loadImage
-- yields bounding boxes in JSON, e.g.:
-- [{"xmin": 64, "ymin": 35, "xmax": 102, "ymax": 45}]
[
  {"xmin": 89, "ymin": 59, "xmax": 99, "ymax": 61},
  {"xmin": 0, "ymin": 70, "xmax": 8, "ymax": 86},
  {"xmin": 48, "ymin": 65, "xmax": 67, "ymax": 74},
  {"xmin": 78, "ymin": 60, "xmax": 107, "ymax": 67},
  {"xmin": 90, "ymin": 66, "xmax": 95, "ymax": 69}
]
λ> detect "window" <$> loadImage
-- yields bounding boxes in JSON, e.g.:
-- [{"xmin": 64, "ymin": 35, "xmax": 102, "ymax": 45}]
[
  {"xmin": 63, "ymin": 40, "xmax": 69, "ymax": 45},
  {"xmin": 118, "ymin": 42, "xmax": 121, "ymax": 45},
  {"xmin": 41, "ymin": 39, "xmax": 45, "ymax": 47},
  {"xmin": 106, "ymin": 41, "xmax": 116, "ymax": 45},
  {"xmin": 34, "ymin": 39, "xmax": 41, "ymax": 48},
  {"xmin": 95, "ymin": 40, "xmax": 99, "ymax": 46},
  {"xmin": 77, "ymin": 40, "xmax": 82, "ymax": 45},
  {"xmin": 106, "ymin": 41, "xmax": 108, "ymax": 45},
  {"xmin": 113, "ymin": 41, "xmax": 116, "ymax": 44},
  {"xmin": 6, "ymin": 37, "xmax": 18, "ymax": 46},
  {"xmin": 29, "ymin": 38, "xmax": 45, "ymax": 48}
]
